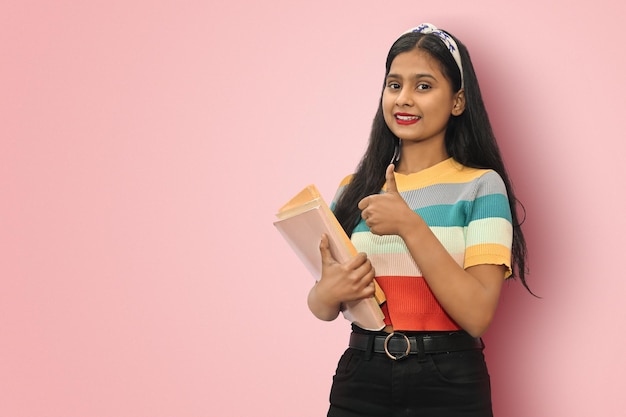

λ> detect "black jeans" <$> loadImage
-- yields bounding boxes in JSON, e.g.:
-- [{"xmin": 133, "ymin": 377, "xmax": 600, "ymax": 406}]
[{"xmin": 328, "ymin": 332, "xmax": 493, "ymax": 417}]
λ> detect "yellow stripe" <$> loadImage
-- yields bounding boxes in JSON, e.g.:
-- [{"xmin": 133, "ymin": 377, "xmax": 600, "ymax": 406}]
[
  {"xmin": 394, "ymin": 159, "xmax": 491, "ymax": 190},
  {"xmin": 465, "ymin": 243, "xmax": 512, "ymax": 277},
  {"xmin": 338, "ymin": 159, "xmax": 491, "ymax": 191},
  {"xmin": 338, "ymin": 174, "xmax": 354, "ymax": 187}
]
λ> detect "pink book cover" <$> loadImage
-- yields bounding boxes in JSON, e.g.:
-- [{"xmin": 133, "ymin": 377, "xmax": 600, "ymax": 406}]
[{"xmin": 274, "ymin": 185, "xmax": 385, "ymax": 331}]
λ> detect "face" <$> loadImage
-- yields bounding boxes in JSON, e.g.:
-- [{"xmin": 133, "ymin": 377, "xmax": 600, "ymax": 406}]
[{"xmin": 382, "ymin": 48, "xmax": 464, "ymax": 145}]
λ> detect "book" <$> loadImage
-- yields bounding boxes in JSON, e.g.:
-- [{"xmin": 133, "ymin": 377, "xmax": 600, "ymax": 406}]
[{"xmin": 273, "ymin": 184, "xmax": 386, "ymax": 331}]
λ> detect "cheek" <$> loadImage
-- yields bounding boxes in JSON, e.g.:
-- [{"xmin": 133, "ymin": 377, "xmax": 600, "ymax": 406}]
[
  {"xmin": 382, "ymin": 95, "xmax": 394, "ymax": 120},
  {"xmin": 382, "ymin": 108, "xmax": 394, "ymax": 127}
]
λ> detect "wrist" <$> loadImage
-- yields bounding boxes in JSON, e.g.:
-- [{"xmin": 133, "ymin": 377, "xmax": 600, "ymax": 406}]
[
  {"xmin": 398, "ymin": 212, "xmax": 427, "ymax": 240},
  {"xmin": 312, "ymin": 281, "xmax": 341, "ymax": 310}
]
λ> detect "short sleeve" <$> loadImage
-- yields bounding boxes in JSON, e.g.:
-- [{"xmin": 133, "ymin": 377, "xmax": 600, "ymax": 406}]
[
  {"xmin": 329, "ymin": 174, "xmax": 353, "ymax": 212},
  {"xmin": 463, "ymin": 171, "xmax": 513, "ymax": 278}
]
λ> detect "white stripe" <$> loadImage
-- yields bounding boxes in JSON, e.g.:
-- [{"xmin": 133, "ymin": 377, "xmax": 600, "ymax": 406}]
[
  {"xmin": 353, "ymin": 228, "xmax": 467, "ymax": 276},
  {"xmin": 466, "ymin": 218, "xmax": 512, "ymax": 247}
]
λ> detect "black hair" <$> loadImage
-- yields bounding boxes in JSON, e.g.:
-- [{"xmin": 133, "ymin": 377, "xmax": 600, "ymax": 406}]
[{"xmin": 333, "ymin": 29, "xmax": 531, "ymax": 293}]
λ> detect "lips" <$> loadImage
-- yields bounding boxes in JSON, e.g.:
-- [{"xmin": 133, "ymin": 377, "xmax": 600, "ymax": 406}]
[{"xmin": 394, "ymin": 112, "xmax": 421, "ymax": 125}]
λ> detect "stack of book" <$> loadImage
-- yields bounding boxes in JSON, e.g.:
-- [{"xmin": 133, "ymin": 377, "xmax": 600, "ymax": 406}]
[{"xmin": 273, "ymin": 184, "xmax": 386, "ymax": 331}]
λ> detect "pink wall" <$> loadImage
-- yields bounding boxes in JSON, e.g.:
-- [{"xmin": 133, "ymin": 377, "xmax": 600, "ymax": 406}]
[{"xmin": 2, "ymin": 1, "xmax": 625, "ymax": 416}]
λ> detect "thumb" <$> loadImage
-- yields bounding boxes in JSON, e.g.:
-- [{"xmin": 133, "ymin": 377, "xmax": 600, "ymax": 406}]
[
  {"xmin": 385, "ymin": 164, "xmax": 399, "ymax": 194},
  {"xmin": 319, "ymin": 233, "xmax": 336, "ymax": 266}
]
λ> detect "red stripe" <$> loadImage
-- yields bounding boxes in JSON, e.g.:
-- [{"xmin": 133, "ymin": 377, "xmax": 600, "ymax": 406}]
[{"xmin": 377, "ymin": 276, "xmax": 461, "ymax": 331}]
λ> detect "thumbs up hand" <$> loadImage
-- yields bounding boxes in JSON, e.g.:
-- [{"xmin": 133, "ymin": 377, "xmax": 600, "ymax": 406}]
[
  {"xmin": 383, "ymin": 163, "xmax": 400, "ymax": 194},
  {"xmin": 357, "ymin": 164, "xmax": 418, "ymax": 236}
]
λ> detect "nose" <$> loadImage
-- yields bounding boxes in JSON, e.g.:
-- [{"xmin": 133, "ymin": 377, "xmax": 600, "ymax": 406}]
[{"xmin": 395, "ymin": 87, "xmax": 414, "ymax": 107}]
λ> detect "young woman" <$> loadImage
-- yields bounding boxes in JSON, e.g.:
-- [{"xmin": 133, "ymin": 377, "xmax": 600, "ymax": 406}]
[{"xmin": 307, "ymin": 23, "xmax": 529, "ymax": 417}]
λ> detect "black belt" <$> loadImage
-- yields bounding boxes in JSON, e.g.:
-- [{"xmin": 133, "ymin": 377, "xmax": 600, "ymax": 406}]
[{"xmin": 349, "ymin": 331, "xmax": 483, "ymax": 360}]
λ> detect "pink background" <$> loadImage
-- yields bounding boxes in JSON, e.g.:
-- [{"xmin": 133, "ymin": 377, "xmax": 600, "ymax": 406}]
[{"xmin": 2, "ymin": 1, "xmax": 625, "ymax": 416}]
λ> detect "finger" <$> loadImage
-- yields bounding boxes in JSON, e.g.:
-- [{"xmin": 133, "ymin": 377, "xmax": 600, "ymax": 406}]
[
  {"xmin": 363, "ymin": 280, "xmax": 376, "ymax": 298},
  {"xmin": 319, "ymin": 234, "xmax": 336, "ymax": 266},
  {"xmin": 353, "ymin": 256, "xmax": 373, "ymax": 276},
  {"xmin": 347, "ymin": 252, "xmax": 368, "ymax": 270},
  {"xmin": 368, "ymin": 225, "xmax": 382, "ymax": 236},
  {"xmin": 385, "ymin": 164, "xmax": 399, "ymax": 194},
  {"xmin": 357, "ymin": 272, "xmax": 376, "ymax": 298},
  {"xmin": 357, "ymin": 196, "xmax": 369, "ymax": 211}
]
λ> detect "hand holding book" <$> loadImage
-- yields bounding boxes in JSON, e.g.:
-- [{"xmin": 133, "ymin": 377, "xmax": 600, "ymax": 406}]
[
  {"xmin": 314, "ymin": 232, "xmax": 379, "ymax": 314},
  {"xmin": 273, "ymin": 185, "xmax": 386, "ymax": 330}
]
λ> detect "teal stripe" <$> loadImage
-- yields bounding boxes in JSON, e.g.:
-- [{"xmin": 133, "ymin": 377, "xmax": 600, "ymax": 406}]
[
  {"xmin": 470, "ymin": 194, "xmax": 512, "ymax": 222},
  {"xmin": 419, "ymin": 194, "xmax": 511, "ymax": 227},
  {"xmin": 352, "ymin": 193, "xmax": 510, "ymax": 232},
  {"xmin": 353, "ymin": 219, "xmax": 371, "ymax": 233}
]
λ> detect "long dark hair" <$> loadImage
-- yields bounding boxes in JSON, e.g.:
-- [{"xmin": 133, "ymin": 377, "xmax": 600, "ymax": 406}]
[{"xmin": 333, "ymin": 29, "xmax": 531, "ymax": 293}]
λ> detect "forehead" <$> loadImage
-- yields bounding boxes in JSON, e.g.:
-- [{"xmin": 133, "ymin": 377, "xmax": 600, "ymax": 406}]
[{"xmin": 387, "ymin": 49, "xmax": 444, "ymax": 77}]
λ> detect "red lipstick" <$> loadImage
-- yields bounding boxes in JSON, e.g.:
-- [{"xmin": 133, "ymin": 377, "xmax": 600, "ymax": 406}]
[{"xmin": 394, "ymin": 112, "xmax": 420, "ymax": 125}]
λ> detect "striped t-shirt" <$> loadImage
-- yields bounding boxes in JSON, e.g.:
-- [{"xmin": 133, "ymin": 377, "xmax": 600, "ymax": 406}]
[{"xmin": 332, "ymin": 158, "xmax": 513, "ymax": 331}]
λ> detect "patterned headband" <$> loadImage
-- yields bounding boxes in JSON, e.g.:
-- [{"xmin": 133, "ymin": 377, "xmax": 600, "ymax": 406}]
[{"xmin": 402, "ymin": 23, "xmax": 464, "ymax": 88}]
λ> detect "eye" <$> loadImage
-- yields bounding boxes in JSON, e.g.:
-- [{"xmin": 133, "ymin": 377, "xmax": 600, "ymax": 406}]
[
  {"xmin": 386, "ymin": 81, "xmax": 401, "ymax": 90},
  {"xmin": 416, "ymin": 83, "xmax": 431, "ymax": 91}
]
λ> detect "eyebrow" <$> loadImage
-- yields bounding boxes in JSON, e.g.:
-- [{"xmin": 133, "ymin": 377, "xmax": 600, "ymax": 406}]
[{"xmin": 386, "ymin": 73, "xmax": 437, "ymax": 81}]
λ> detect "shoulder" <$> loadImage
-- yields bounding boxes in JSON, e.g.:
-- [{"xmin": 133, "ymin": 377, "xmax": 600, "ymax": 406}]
[
  {"xmin": 473, "ymin": 170, "xmax": 507, "ymax": 198},
  {"xmin": 338, "ymin": 174, "xmax": 354, "ymax": 187},
  {"xmin": 449, "ymin": 161, "xmax": 507, "ymax": 196},
  {"xmin": 330, "ymin": 174, "xmax": 355, "ymax": 208}
]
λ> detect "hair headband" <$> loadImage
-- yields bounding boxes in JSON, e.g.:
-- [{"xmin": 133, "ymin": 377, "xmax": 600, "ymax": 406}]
[{"xmin": 402, "ymin": 23, "xmax": 464, "ymax": 88}]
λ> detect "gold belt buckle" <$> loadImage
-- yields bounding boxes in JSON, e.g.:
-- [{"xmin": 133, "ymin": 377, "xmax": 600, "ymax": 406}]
[{"xmin": 383, "ymin": 332, "xmax": 411, "ymax": 360}]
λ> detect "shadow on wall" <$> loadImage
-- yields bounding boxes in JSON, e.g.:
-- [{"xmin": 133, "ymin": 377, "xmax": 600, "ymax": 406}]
[{"xmin": 471, "ymin": 36, "xmax": 558, "ymax": 417}]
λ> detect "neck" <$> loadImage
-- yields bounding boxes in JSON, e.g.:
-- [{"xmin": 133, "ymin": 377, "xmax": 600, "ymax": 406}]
[{"xmin": 395, "ymin": 140, "xmax": 449, "ymax": 175}]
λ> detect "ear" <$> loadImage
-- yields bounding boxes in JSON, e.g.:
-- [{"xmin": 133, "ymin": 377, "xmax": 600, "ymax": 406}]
[{"xmin": 451, "ymin": 89, "xmax": 466, "ymax": 116}]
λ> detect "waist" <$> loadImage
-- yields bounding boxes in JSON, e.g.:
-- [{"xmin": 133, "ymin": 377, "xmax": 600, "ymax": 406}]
[{"xmin": 349, "ymin": 330, "xmax": 483, "ymax": 360}]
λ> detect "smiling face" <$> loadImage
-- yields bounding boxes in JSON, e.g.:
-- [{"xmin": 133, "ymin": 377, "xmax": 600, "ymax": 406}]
[{"xmin": 382, "ymin": 48, "xmax": 465, "ymax": 147}]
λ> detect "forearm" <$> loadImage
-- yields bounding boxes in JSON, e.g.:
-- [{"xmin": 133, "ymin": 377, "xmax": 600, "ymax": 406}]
[
  {"xmin": 400, "ymin": 217, "xmax": 503, "ymax": 337},
  {"xmin": 307, "ymin": 283, "xmax": 341, "ymax": 321}
]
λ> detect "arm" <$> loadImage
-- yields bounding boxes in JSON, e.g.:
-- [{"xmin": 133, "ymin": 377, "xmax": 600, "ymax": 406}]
[
  {"xmin": 307, "ymin": 233, "xmax": 377, "ymax": 321},
  {"xmin": 395, "ymin": 218, "xmax": 505, "ymax": 337},
  {"xmin": 358, "ymin": 164, "xmax": 507, "ymax": 337}
]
